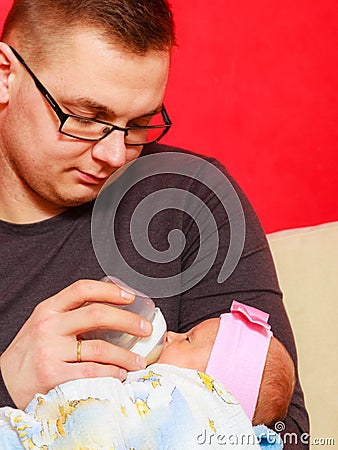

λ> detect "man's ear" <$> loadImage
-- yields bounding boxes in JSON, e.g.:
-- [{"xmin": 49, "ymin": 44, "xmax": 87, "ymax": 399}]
[{"xmin": 0, "ymin": 42, "xmax": 16, "ymax": 104}]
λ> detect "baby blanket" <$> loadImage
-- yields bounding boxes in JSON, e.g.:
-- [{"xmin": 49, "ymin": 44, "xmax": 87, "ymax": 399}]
[{"xmin": 0, "ymin": 364, "xmax": 280, "ymax": 449}]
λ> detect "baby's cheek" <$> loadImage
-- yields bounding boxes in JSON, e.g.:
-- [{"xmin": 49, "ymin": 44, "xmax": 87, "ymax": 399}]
[
  {"xmin": 157, "ymin": 347, "xmax": 173, "ymax": 365},
  {"xmin": 158, "ymin": 347, "xmax": 191, "ymax": 369},
  {"xmin": 195, "ymin": 348, "xmax": 212, "ymax": 373}
]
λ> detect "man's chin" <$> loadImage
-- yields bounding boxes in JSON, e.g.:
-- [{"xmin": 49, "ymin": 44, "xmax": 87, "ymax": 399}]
[
  {"xmin": 67, "ymin": 196, "xmax": 98, "ymax": 207},
  {"xmin": 56, "ymin": 190, "xmax": 100, "ymax": 208}
]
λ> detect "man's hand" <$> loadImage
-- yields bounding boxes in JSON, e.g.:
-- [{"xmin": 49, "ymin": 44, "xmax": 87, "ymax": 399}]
[{"xmin": 0, "ymin": 279, "xmax": 152, "ymax": 409}]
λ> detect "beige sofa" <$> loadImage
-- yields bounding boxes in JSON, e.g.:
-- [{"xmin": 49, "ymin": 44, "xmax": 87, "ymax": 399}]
[{"xmin": 267, "ymin": 222, "xmax": 338, "ymax": 444}]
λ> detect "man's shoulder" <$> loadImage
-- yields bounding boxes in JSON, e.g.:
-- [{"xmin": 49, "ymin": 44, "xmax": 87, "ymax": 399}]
[
  {"xmin": 142, "ymin": 143, "xmax": 219, "ymax": 164},
  {"xmin": 140, "ymin": 143, "xmax": 233, "ymax": 181}
]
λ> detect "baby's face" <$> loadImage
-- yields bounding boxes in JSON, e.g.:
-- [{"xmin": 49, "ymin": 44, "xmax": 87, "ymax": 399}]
[{"xmin": 157, "ymin": 318, "xmax": 220, "ymax": 371}]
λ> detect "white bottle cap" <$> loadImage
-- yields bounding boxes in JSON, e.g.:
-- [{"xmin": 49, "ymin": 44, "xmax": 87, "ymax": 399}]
[{"xmin": 130, "ymin": 307, "xmax": 167, "ymax": 364}]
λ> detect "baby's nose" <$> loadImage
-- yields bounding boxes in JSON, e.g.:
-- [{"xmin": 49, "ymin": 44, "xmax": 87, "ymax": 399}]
[{"xmin": 166, "ymin": 331, "xmax": 185, "ymax": 344}]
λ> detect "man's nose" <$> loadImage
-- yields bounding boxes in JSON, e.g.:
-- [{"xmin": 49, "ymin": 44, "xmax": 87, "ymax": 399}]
[{"xmin": 91, "ymin": 130, "xmax": 127, "ymax": 168}]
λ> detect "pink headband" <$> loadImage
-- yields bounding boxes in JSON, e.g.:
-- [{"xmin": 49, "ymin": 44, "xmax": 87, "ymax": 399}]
[{"xmin": 206, "ymin": 301, "xmax": 273, "ymax": 420}]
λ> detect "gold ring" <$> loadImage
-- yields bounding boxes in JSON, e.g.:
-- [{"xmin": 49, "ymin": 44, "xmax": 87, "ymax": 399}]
[{"xmin": 76, "ymin": 339, "xmax": 82, "ymax": 363}]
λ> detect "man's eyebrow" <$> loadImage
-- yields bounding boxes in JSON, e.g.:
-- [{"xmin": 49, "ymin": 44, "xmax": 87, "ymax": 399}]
[
  {"xmin": 69, "ymin": 97, "xmax": 117, "ymax": 115},
  {"xmin": 140, "ymin": 106, "xmax": 163, "ymax": 117},
  {"xmin": 65, "ymin": 97, "xmax": 162, "ymax": 118}
]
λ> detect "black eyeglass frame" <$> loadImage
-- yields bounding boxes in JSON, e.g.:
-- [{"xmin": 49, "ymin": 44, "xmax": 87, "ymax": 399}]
[{"xmin": 10, "ymin": 46, "xmax": 172, "ymax": 145}]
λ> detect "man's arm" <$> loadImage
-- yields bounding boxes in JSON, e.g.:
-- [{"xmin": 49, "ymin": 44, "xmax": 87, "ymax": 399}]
[{"xmin": 163, "ymin": 151, "xmax": 310, "ymax": 448}]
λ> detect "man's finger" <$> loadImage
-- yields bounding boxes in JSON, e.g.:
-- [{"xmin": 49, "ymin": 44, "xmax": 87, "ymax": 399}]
[
  {"xmin": 65, "ymin": 338, "xmax": 147, "ymax": 371},
  {"xmin": 48, "ymin": 279, "xmax": 136, "ymax": 312},
  {"xmin": 58, "ymin": 303, "xmax": 152, "ymax": 337}
]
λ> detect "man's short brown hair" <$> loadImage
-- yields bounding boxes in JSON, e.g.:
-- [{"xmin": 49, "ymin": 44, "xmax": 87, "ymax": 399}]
[{"xmin": 2, "ymin": 0, "xmax": 176, "ymax": 66}]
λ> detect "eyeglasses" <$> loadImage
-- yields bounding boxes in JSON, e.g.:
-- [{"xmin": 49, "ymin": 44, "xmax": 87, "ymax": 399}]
[{"xmin": 10, "ymin": 46, "xmax": 172, "ymax": 146}]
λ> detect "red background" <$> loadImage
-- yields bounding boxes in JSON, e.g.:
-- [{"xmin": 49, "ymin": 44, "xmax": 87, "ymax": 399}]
[{"xmin": 1, "ymin": 0, "xmax": 337, "ymax": 232}]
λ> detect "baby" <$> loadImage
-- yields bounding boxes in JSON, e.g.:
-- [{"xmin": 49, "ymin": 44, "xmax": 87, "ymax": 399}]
[
  {"xmin": 0, "ymin": 301, "xmax": 293, "ymax": 449},
  {"xmin": 157, "ymin": 300, "xmax": 295, "ymax": 426}
]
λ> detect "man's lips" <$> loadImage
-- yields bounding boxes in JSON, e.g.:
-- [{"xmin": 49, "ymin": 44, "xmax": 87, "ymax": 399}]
[{"xmin": 76, "ymin": 169, "xmax": 110, "ymax": 185}]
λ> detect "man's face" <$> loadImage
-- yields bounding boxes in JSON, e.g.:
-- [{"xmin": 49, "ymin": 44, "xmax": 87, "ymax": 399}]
[
  {"xmin": 157, "ymin": 318, "xmax": 220, "ymax": 372},
  {"xmin": 0, "ymin": 30, "xmax": 170, "ymax": 218}
]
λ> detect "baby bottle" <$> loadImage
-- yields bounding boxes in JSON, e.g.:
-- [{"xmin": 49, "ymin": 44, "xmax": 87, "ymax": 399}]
[{"xmin": 81, "ymin": 276, "xmax": 167, "ymax": 364}]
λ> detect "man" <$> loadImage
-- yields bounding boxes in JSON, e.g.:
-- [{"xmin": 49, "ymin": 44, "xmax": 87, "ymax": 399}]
[{"xmin": 0, "ymin": 0, "xmax": 308, "ymax": 446}]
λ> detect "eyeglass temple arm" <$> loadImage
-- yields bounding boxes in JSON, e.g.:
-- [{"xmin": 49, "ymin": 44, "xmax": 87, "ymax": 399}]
[
  {"xmin": 162, "ymin": 104, "xmax": 172, "ymax": 126},
  {"xmin": 9, "ymin": 46, "xmax": 66, "ymax": 119}
]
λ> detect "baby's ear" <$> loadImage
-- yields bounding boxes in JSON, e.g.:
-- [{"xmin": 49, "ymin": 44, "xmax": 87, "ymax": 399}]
[{"xmin": 0, "ymin": 42, "xmax": 15, "ymax": 104}]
